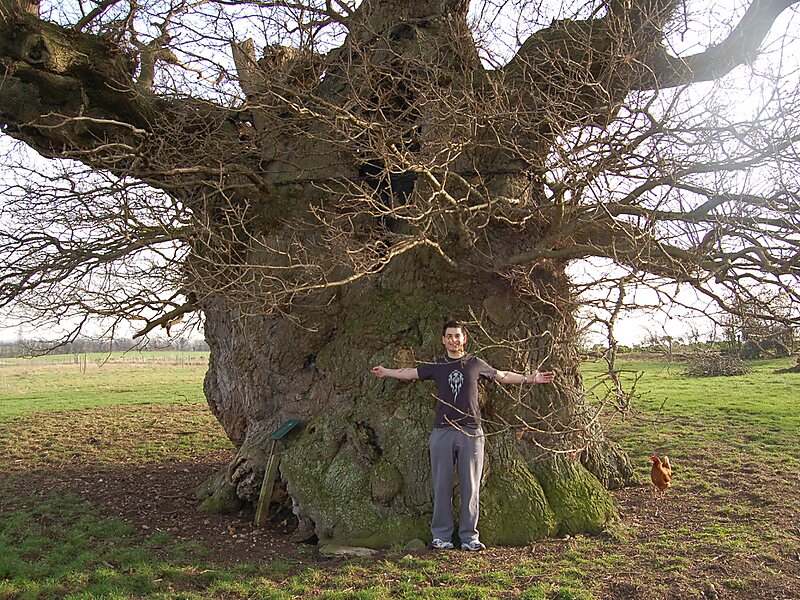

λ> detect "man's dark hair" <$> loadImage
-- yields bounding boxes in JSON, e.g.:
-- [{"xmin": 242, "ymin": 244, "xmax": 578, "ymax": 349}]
[{"xmin": 442, "ymin": 320, "xmax": 467, "ymax": 336}]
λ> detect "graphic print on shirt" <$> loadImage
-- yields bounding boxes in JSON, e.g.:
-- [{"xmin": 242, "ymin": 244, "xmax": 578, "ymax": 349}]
[{"xmin": 448, "ymin": 369, "xmax": 464, "ymax": 401}]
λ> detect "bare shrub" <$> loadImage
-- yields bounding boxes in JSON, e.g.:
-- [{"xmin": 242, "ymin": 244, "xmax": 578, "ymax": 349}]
[{"xmin": 683, "ymin": 352, "xmax": 752, "ymax": 378}]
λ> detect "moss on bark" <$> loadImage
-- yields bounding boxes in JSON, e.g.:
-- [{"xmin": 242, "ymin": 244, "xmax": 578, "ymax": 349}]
[
  {"xmin": 478, "ymin": 435, "xmax": 559, "ymax": 544},
  {"xmin": 531, "ymin": 456, "xmax": 617, "ymax": 536},
  {"xmin": 280, "ymin": 408, "xmax": 431, "ymax": 548},
  {"xmin": 195, "ymin": 464, "xmax": 244, "ymax": 514}
]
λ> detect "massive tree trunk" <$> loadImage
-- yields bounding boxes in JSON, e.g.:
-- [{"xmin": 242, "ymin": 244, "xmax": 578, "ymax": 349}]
[
  {"xmin": 187, "ymin": 2, "xmax": 637, "ymax": 544},
  {"xmin": 199, "ymin": 249, "xmax": 632, "ymax": 546}
]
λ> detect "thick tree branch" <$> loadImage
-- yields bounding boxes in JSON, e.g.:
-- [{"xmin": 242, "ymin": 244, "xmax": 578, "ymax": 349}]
[
  {"xmin": 634, "ymin": 0, "xmax": 800, "ymax": 89},
  {"xmin": 74, "ymin": 0, "xmax": 123, "ymax": 32},
  {"xmin": 493, "ymin": 7, "xmax": 666, "ymax": 149},
  {"xmin": 132, "ymin": 301, "xmax": 196, "ymax": 338},
  {"xmin": 0, "ymin": 5, "xmax": 246, "ymax": 197}
]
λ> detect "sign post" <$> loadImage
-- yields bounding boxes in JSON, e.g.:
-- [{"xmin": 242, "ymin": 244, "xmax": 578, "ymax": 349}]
[{"xmin": 254, "ymin": 419, "xmax": 302, "ymax": 527}]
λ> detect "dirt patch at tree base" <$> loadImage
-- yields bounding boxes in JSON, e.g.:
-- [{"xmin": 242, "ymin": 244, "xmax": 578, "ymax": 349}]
[
  {"xmin": 1, "ymin": 404, "xmax": 798, "ymax": 598},
  {"xmin": 4, "ymin": 454, "xmax": 799, "ymax": 600},
  {"xmin": 4, "ymin": 454, "xmax": 306, "ymax": 564}
]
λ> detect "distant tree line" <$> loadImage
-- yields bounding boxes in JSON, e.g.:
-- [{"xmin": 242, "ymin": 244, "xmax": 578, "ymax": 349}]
[
  {"xmin": 720, "ymin": 312, "xmax": 797, "ymax": 360},
  {"xmin": 583, "ymin": 322, "xmax": 797, "ymax": 362},
  {"xmin": 0, "ymin": 337, "xmax": 209, "ymax": 358}
]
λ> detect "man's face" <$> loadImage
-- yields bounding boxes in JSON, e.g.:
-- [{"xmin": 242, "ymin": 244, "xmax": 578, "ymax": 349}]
[{"xmin": 442, "ymin": 327, "xmax": 466, "ymax": 356}]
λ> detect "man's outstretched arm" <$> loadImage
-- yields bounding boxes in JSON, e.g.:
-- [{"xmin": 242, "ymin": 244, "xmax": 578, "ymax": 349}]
[
  {"xmin": 495, "ymin": 369, "xmax": 555, "ymax": 385},
  {"xmin": 371, "ymin": 365, "xmax": 419, "ymax": 380}
]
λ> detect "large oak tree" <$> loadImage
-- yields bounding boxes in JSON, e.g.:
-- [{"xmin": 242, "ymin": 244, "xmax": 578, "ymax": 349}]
[{"xmin": 2, "ymin": 0, "xmax": 799, "ymax": 547}]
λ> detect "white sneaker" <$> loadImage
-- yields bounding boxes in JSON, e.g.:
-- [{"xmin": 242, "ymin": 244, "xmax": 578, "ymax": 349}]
[
  {"xmin": 430, "ymin": 538, "xmax": 455, "ymax": 550},
  {"xmin": 460, "ymin": 540, "xmax": 486, "ymax": 551}
]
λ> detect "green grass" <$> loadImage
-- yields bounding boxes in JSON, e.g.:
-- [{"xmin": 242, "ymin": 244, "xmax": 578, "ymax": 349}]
[
  {"xmin": 0, "ymin": 355, "xmax": 798, "ymax": 598},
  {"xmin": 585, "ymin": 358, "xmax": 800, "ymax": 458},
  {"xmin": 0, "ymin": 352, "xmax": 208, "ymax": 419},
  {"xmin": 0, "ymin": 353, "xmax": 228, "ymax": 469},
  {"xmin": 0, "ymin": 494, "xmax": 207, "ymax": 599}
]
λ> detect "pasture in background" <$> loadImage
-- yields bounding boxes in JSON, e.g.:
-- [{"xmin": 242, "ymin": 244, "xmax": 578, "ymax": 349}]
[{"xmin": 0, "ymin": 351, "xmax": 209, "ymax": 418}]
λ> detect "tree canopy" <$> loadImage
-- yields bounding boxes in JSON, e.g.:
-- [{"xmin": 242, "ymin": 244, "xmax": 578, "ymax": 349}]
[
  {"xmin": 1, "ymin": 0, "xmax": 799, "ymax": 342},
  {"xmin": 0, "ymin": 0, "xmax": 797, "ymax": 341}
]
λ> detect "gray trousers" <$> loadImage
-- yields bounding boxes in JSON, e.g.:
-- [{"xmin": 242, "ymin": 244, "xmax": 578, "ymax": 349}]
[{"xmin": 429, "ymin": 426, "xmax": 485, "ymax": 544}]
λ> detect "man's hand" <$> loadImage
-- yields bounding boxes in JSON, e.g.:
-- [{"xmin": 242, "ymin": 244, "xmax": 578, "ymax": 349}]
[
  {"xmin": 529, "ymin": 370, "xmax": 555, "ymax": 384},
  {"xmin": 371, "ymin": 365, "xmax": 388, "ymax": 378}
]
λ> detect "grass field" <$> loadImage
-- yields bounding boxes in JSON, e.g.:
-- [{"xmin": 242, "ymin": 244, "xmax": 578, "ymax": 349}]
[
  {"xmin": 1, "ymin": 354, "xmax": 798, "ymax": 599},
  {"xmin": 0, "ymin": 352, "xmax": 209, "ymax": 418}
]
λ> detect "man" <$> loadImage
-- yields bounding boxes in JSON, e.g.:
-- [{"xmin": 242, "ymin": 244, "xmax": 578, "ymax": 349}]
[{"xmin": 371, "ymin": 320, "xmax": 555, "ymax": 551}]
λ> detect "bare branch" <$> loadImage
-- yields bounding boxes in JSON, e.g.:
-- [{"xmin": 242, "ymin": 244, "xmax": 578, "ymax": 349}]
[
  {"xmin": 634, "ymin": 0, "xmax": 800, "ymax": 89},
  {"xmin": 132, "ymin": 300, "xmax": 197, "ymax": 338},
  {"xmin": 73, "ymin": 0, "xmax": 123, "ymax": 32}
]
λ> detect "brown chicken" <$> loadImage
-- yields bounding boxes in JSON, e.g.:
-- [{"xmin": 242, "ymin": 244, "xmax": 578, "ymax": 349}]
[{"xmin": 650, "ymin": 455, "xmax": 672, "ymax": 498}]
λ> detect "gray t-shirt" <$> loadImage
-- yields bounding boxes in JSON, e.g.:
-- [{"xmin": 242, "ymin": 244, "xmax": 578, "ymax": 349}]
[{"xmin": 417, "ymin": 355, "xmax": 497, "ymax": 429}]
